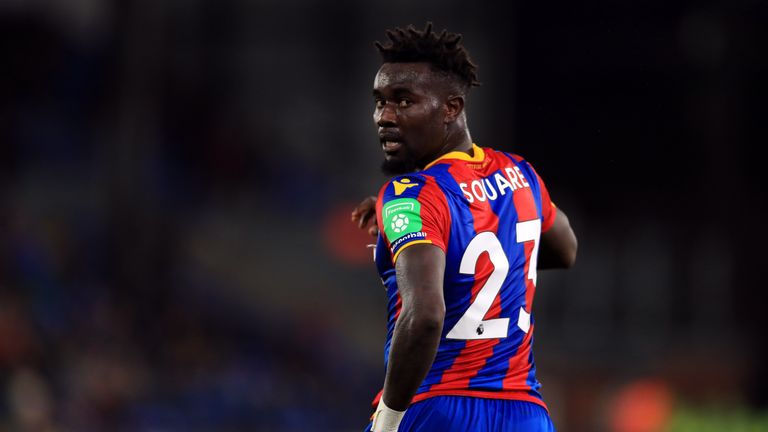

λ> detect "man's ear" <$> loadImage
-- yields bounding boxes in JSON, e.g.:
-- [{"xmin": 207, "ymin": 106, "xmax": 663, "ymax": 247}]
[{"xmin": 444, "ymin": 95, "xmax": 465, "ymax": 123}]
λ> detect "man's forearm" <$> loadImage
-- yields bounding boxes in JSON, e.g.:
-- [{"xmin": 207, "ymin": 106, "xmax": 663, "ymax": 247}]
[{"xmin": 381, "ymin": 309, "xmax": 443, "ymax": 411}]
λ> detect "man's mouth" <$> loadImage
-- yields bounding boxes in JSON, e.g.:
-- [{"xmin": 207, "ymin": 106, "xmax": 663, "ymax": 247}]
[
  {"xmin": 380, "ymin": 130, "xmax": 404, "ymax": 154},
  {"xmin": 379, "ymin": 128, "xmax": 403, "ymax": 155},
  {"xmin": 382, "ymin": 141, "xmax": 403, "ymax": 153}
]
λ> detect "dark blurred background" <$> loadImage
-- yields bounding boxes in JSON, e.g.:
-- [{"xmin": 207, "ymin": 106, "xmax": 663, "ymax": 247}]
[{"xmin": 1, "ymin": 0, "xmax": 766, "ymax": 431}]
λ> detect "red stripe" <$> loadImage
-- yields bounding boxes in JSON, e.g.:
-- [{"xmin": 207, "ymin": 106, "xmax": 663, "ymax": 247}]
[
  {"xmin": 371, "ymin": 389, "xmax": 549, "ymax": 411},
  {"xmin": 502, "ymin": 323, "xmax": 535, "ymax": 389},
  {"xmin": 371, "ymin": 386, "xmax": 548, "ymax": 412},
  {"xmin": 412, "ymin": 388, "xmax": 548, "ymax": 412},
  {"xmin": 393, "ymin": 293, "xmax": 402, "ymax": 321},
  {"xmin": 375, "ymin": 183, "xmax": 389, "ymax": 248},
  {"xmin": 419, "ymin": 175, "xmax": 451, "ymax": 250},
  {"xmin": 430, "ymin": 161, "xmax": 501, "ymax": 391}
]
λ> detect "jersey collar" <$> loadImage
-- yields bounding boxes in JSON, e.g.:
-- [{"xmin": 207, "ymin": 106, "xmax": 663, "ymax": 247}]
[{"xmin": 423, "ymin": 143, "xmax": 485, "ymax": 170}]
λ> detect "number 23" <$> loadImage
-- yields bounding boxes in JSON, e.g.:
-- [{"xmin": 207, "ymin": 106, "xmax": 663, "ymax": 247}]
[{"xmin": 446, "ymin": 220, "xmax": 541, "ymax": 340}]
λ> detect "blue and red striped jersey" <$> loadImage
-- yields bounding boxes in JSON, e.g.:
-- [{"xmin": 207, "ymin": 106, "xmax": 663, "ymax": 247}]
[{"xmin": 373, "ymin": 144, "xmax": 557, "ymax": 410}]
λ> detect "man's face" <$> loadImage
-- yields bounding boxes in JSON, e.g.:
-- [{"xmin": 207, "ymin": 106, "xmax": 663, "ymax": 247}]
[{"xmin": 373, "ymin": 62, "xmax": 448, "ymax": 175}]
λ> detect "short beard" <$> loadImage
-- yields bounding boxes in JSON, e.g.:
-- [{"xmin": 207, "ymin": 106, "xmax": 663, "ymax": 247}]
[{"xmin": 381, "ymin": 157, "xmax": 418, "ymax": 176}]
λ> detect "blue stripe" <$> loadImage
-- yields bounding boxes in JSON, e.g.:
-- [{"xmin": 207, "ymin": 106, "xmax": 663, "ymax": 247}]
[
  {"xmin": 525, "ymin": 333, "xmax": 543, "ymax": 399},
  {"xmin": 381, "ymin": 174, "xmax": 427, "ymax": 201}
]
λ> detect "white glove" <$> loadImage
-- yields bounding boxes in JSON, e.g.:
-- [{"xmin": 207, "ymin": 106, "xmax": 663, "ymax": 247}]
[{"xmin": 371, "ymin": 398, "xmax": 406, "ymax": 432}]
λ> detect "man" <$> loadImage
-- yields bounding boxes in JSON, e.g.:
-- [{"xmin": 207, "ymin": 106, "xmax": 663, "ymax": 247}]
[{"xmin": 351, "ymin": 23, "xmax": 577, "ymax": 432}]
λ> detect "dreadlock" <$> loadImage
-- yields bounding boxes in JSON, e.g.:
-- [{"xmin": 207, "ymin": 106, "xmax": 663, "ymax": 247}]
[{"xmin": 375, "ymin": 22, "xmax": 481, "ymax": 93}]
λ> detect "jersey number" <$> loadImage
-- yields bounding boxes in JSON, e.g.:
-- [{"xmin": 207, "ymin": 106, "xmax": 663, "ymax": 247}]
[{"xmin": 445, "ymin": 220, "xmax": 541, "ymax": 340}]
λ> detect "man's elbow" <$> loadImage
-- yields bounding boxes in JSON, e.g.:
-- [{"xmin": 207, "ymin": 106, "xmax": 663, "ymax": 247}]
[
  {"xmin": 559, "ymin": 230, "xmax": 578, "ymax": 268},
  {"xmin": 414, "ymin": 308, "xmax": 445, "ymax": 334},
  {"xmin": 400, "ymin": 305, "xmax": 445, "ymax": 335},
  {"xmin": 562, "ymin": 237, "xmax": 577, "ymax": 268}
]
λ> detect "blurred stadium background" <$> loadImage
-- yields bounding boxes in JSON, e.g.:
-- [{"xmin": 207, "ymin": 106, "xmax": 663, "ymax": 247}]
[{"xmin": 1, "ymin": 0, "xmax": 766, "ymax": 431}]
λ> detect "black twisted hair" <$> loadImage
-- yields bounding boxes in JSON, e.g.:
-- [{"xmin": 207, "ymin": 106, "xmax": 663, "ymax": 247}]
[{"xmin": 375, "ymin": 22, "xmax": 481, "ymax": 93}]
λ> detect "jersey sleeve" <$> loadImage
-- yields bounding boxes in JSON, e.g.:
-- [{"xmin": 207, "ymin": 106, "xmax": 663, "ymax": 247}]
[
  {"xmin": 376, "ymin": 174, "xmax": 450, "ymax": 263},
  {"xmin": 532, "ymin": 168, "xmax": 557, "ymax": 233}
]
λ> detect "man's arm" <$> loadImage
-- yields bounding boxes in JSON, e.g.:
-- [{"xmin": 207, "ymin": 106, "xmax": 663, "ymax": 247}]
[
  {"xmin": 373, "ymin": 244, "xmax": 445, "ymax": 431},
  {"xmin": 538, "ymin": 206, "xmax": 578, "ymax": 269}
]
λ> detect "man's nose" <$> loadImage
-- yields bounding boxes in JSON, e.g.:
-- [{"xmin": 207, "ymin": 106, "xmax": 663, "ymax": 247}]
[{"xmin": 376, "ymin": 104, "xmax": 397, "ymax": 127}]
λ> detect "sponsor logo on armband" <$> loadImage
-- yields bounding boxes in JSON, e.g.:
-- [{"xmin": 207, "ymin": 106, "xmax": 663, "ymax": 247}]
[{"xmin": 382, "ymin": 198, "xmax": 423, "ymax": 242}]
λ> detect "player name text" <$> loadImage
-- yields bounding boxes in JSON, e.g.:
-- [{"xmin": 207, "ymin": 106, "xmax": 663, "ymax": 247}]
[{"xmin": 459, "ymin": 167, "xmax": 530, "ymax": 203}]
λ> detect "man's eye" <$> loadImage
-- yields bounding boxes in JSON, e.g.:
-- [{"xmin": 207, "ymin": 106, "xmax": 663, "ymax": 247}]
[
  {"xmin": 375, "ymin": 99, "xmax": 385, "ymax": 108},
  {"xmin": 398, "ymin": 99, "xmax": 411, "ymax": 107}
]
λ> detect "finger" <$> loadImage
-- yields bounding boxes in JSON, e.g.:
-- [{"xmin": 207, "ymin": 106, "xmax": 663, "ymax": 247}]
[
  {"xmin": 368, "ymin": 225, "xmax": 379, "ymax": 237},
  {"xmin": 360, "ymin": 211, "xmax": 374, "ymax": 226},
  {"xmin": 351, "ymin": 207, "xmax": 362, "ymax": 221},
  {"xmin": 352, "ymin": 201, "xmax": 370, "ymax": 220},
  {"xmin": 360, "ymin": 211, "xmax": 376, "ymax": 228},
  {"xmin": 361, "ymin": 196, "xmax": 376, "ymax": 210},
  {"xmin": 353, "ymin": 196, "xmax": 377, "ymax": 224}
]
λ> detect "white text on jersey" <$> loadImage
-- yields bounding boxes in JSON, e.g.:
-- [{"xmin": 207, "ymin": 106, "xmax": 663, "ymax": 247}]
[{"xmin": 459, "ymin": 167, "xmax": 530, "ymax": 203}]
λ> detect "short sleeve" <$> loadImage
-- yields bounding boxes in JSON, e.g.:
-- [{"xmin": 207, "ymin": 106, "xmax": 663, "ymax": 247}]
[{"xmin": 376, "ymin": 174, "xmax": 449, "ymax": 263}]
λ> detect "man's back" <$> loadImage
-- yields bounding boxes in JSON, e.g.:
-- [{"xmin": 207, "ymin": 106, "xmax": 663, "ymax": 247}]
[
  {"xmin": 373, "ymin": 144, "xmax": 556, "ymax": 410},
  {"xmin": 362, "ymin": 23, "xmax": 575, "ymax": 432}
]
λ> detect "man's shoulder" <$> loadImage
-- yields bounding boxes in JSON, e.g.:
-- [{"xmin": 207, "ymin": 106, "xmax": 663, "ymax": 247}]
[
  {"xmin": 484, "ymin": 147, "xmax": 528, "ymax": 165},
  {"xmin": 377, "ymin": 173, "xmax": 444, "ymax": 204},
  {"xmin": 486, "ymin": 149, "xmax": 542, "ymax": 179}
]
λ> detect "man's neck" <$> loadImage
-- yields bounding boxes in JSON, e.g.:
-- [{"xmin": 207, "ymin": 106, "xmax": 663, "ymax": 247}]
[
  {"xmin": 444, "ymin": 127, "xmax": 474, "ymax": 155},
  {"xmin": 418, "ymin": 128, "xmax": 474, "ymax": 170}
]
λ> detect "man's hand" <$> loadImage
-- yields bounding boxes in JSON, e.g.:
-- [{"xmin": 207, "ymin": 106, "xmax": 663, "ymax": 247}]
[{"xmin": 351, "ymin": 196, "xmax": 379, "ymax": 237}]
